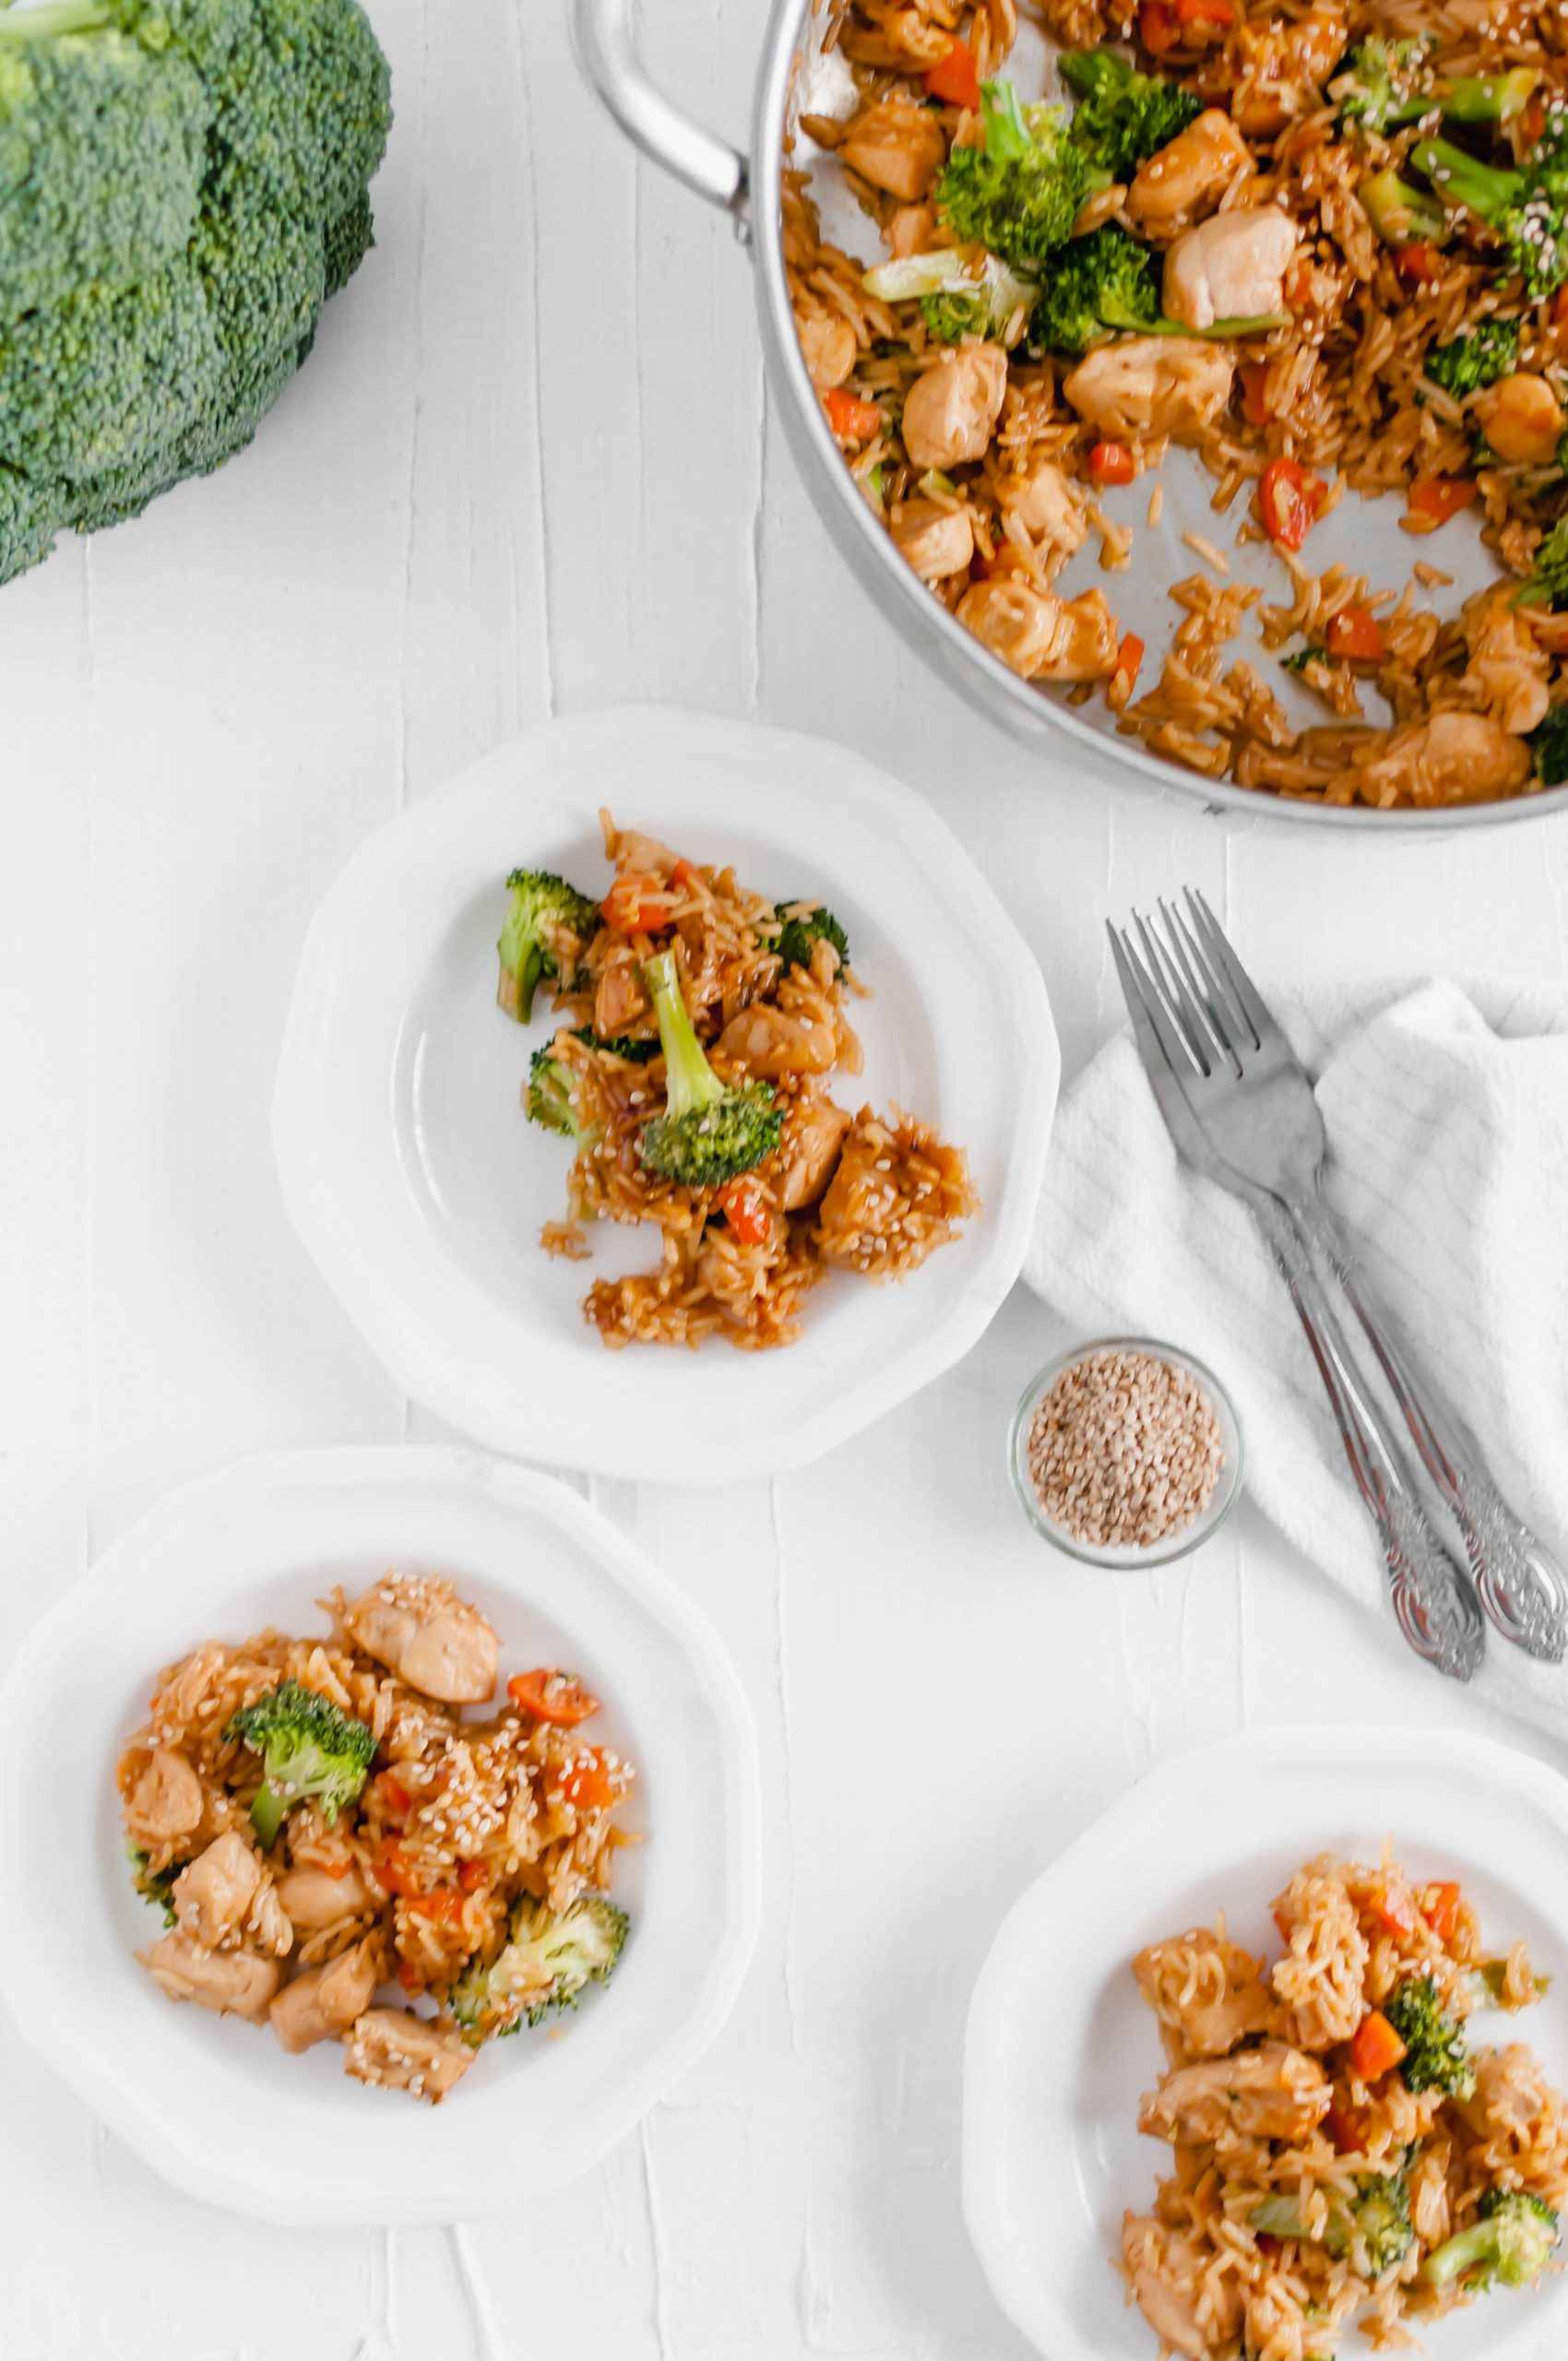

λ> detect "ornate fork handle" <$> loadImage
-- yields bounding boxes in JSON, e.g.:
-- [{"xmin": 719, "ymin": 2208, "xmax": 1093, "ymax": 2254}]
[
  {"xmin": 1252, "ymin": 1197, "xmax": 1485, "ymax": 1682},
  {"xmin": 1285, "ymin": 1191, "xmax": 1568, "ymax": 1665}
]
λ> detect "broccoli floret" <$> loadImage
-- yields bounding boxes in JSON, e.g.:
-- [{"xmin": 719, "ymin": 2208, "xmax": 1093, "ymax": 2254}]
[
  {"xmin": 1411, "ymin": 135, "xmax": 1568, "ymax": 299},
  {"xmin": 1058, "ymin": 48, "xmax": 1201, "ymax": 183},
  {"xmin": 496, "ymin": 869, "xmax": 599, "ymax": 1024},
  {"xmin": 1283, "ymin": 645, "xmax": 1336, "ymax": 674},
  {"xmin": 1519, "ymin": 516, "xmax": 1568, "ymax": 611},
  {"xmin": 1424, "ymin": 2189, "xmax": 1560, "ymax": 2291},
  {"xmin": 774, "ymin": 902, "xmax": 851, "ymax": 973},
  {"xmin": 525, "ymin": 1043, "xmax": 598, "ymax": 1147},
  {"xmin": 862, "ymin": 248, "xmax": 1036, "ymax": 344},
  {"xmin": 1527, "ymin": 705, "xmax": 1568, "ymax": 787},
  {"xmin": 1424, "ymin": 317, "xmax": 1520, "ymax": 400},
  {"xmin": 1333, "ymin": 38, "xmax": 1432, "ymax": 135},
  {"xmin": 448, "ymin": 1892, "xmax": 629, "ymax": 2045},
  {"xmin": 636, "ymin": 949, "xmax": 781, "ymax": 1188},
  {"xmin": 0, "ymin": 0, "xmax": 391, "ymax": 588},
  {"xmin": 1031, "ymin": 224, "xmax": 1161, "ymax": 354},
  {"xmin": 1384, "ymin": 1974, "xmax": 1476, "ymax": 2099},
  {"xmin": 125, "ymin": 1843, "xmax": 179, "ymax": 1928},
  {"xmin": 1360, "ymin": 165, "xmax": 1450, "ymax": 248},
  {"xmin": 1252, "ymin": 2175, "xmax": 1414, "ymax": 2277},
  {"xmin": 937, "ymin": 78, "xmax": 1102, "ymax": 274},
  {"xmin": 224, "ymin": 1677, "xmax": 374, "ymax": 1849}
]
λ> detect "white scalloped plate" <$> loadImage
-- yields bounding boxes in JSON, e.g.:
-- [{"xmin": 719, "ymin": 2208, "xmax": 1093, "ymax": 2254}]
[
  {"xmin": 964, "ymin": 1726, "xmax": 1568, "ymax": 2361},
  {"xmin": 272, "ymin": 708, "xmax": 1059, "ymax": 1483},
  {"xmin": 0, "ymin": 1449, "xmax": 761, "ymax": 2225}
]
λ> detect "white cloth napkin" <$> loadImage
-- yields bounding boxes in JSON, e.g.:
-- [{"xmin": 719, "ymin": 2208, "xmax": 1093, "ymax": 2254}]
[{"xmin": 1024, "ymin": 977, "xmax": 1568, "ymax": 1738}]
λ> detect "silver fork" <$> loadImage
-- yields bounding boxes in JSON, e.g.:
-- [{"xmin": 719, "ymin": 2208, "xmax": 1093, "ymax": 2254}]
[
  {"xmin": 1120, "ymin": 894, "xmax": 1568, "ymax": 1663},
  {"xmin": 1110, "ymin": 919, "xmax": 1486, "ymax": 1682}
]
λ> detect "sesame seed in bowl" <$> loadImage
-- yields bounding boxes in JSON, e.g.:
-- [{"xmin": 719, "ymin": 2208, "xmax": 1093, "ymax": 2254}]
[{"xmin": 1007, "ymin": 1339, "xmax": 1244, "ymax": 1570}]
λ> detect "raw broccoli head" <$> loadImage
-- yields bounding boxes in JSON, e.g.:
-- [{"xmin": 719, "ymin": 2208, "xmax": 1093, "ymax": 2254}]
[
  {"xmin": 125, "ymin": 1843, "xmax": 179, "ymax": 1927},
  {"xmin": 1424, "ymin": 2189, "xmax": 1560, "ymax": 2290},
  {"xmin": 1384, "ymin": 1974, "xmax": 1476, "ymax": 2099},
  {"xmin": 1030, "ymin": 223, "xmax": 1161, "ymax": 356},
  {"xmin": 448, "ymin": 1892, "xmax": 629, "ymax": 2044},
  {"xmin": 1411, "ymin": 135, "xmax": 1568, "ymax": 300},
  {"xmin": 937, "ymin": 78, "xmax": 1102, "ymax": 274},
  {"xmin": 1058, "ymin": 47, "xmax": 1201, "ymax": 183},
  {"xmin": 496, "ymin": 868, "xmax": 599, "ymax": 1024},
  {"xmin": 0, "ymin": 0, "xmax": 392, "ymax": 588},
  {"xmin": 636, "ymin": 950, "xmax": 781, "ymax": 1188},
  {"xmin": 774, "ymin": 902, "xmax": 850, "ymax": 973},
  {"xmin": 1333, "ymin": 37, "xmax": 1432, "ymax": 135},
  {"xmin": 1528, "ymin": 704, "xmax": 1568, "ymax": 786},
  {"xmin": 1253, "ymin": 2174, "xmax": 1414, "ymax": 2276},
  {"xmin": 224, "ymin": 1676, "xmax": 374, "ymax": 1849},
  {"xmin": 1423, "ymin": 317, "xmax": 1520, "ymax": 400}
]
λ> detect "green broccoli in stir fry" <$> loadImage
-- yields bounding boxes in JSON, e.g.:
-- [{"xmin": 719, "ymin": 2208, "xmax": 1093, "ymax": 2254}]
[
  {"xmin": 1527, "ymin": 705, "xmax": 1568, "ymax": 787},
  {"xmin": 1252, "ymin": 2175, "xmax": 1414, "ymax": 2277},
  {"xmin": 862, "ymin": 249, "xmax": 1036, "ymax": 345},
  {"xmin": 1030, "ymin": 225, "xmax": 1161, "ymax": 355},
  {"xmin": 1057, "ymin": 48, "xmax": 1201, "ymax": 184},
  {"xmin": 1423, "ymin": 2189, "xmax": 1560, "ymax": 2291},
  {"xmin": 496, "ymin": 869, "xmax": 600, "ymax": 1024},
  {"xmin": 224, "ymin": 1677, "xmax": 374, "ymax": 1849},
  {"xmin": 636, "ymin": 950, "xmax": 781, "ymax": 1188},
  {"xmin": 937, "ymin": 79, "xmax": 1103, "ymax": 275},
  {"xmin": 1409, "ymin": 135, "xmax": 1568, "ymax": 301},
  {"xmin": 1384, "ymin": 1974, "xmax": 1477, "ymax": 2100},
  {"xmin": 1333, "ymin": 37, "xmax": 1434, "ymax": 134},
  {"xmin": 126, "ymin": 1843, "xmax": 179, "ymax": 1927},
  {"xmin": 773, "ymin": 902, "xmax": 850, "ymax": 974},
  {"xmin": 448, "ymin": 1892, "xmax": 629, "ymax": 2043},
  {"xmin": 1518, "ymin": 516, "xmax": 1568, "ymax": 611},
  {"xmin": 1422, "ymin": 317, "xmax": 1520, "ymax": 399}
]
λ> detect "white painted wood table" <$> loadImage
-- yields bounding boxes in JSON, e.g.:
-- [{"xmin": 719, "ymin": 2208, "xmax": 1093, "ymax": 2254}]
[{"xmin": 4, "ymin": 4, "xmax": 1568, "ymax": 2355}]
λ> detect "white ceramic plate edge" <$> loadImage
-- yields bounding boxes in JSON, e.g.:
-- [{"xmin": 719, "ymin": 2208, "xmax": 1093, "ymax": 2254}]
[
  {"xmin": 271, "ymin": 708, "xmax": 1061, "ymax": 1484},
  {"xmin": 0, "ymin": 1447, "xmax": 764, "ymax": 2225}
]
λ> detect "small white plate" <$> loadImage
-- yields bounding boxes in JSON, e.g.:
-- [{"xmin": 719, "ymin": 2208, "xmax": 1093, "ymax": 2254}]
[
  {"xmin": 0, "ymin": 1448, "xmax": 761, "ymax": 2225},
  {"xmin": 964, "ymin": 1726, "xmax": 1568, "ymax": 2361},
  {"xmin": 272, "ymin": 708, "xmax": 1059, "ymax": 1484}
]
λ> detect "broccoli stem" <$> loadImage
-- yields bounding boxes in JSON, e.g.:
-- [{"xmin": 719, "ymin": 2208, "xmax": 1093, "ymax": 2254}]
[
  {"xmin": 642, "ymin": 952, "xmax": 724, "ymax": 1121},
  {"xmin": 1412, "ymin": 136, "xmax": 1516, "ymax": 226},
  {"xmin": 1442, "ymin": 70, "xmax": 1538, "ymax": 126},
  {"xmin": 249, "ymin": 1783, "xmax": 287, "ymax": 1850}
]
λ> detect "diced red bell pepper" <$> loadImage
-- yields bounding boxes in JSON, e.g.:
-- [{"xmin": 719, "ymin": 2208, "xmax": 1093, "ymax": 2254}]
[
  {"xmin": 923, "ymin": 36, "xmax": 981, "ymax": 112},
  {"xmin": 1114, "ymin": 633, "xmax": 1145, "ymax": 694},
  {"xmin": 718, "ymin": 1175, "xmax": 771, "ymax": 1246},
  {"xmin": 1260, "ymin": 457, "xmax": 1325, "ymax": 553},
  {"xmin": 1422, "ymin": 1881, "xmax": 1462, "ymax": 1943},
  {"xmin": 1408, "ymin": 476, "xmax": 1477, "ymax": 527},
  {"xmin": 824, "ymin": 386, "xmax": 883, "ymax": 443},
  {"xmin": 1239, "ymin": 362, "xmax": 1273, "ymax": 429},
  {"xmin": 1325, "ymin": 604, "xmax": 1384, "ymax": 663},
  {"xmin": 1089, "ymin": 439, "xmax": 1136, "ymax": 486},
  {"xmin": 1350, "ymin": 2009, "xmax": 1408, "ymax": 2082}
]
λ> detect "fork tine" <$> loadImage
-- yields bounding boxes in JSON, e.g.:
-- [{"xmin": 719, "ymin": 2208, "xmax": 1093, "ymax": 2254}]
[
  {"xmin": 1184, "ymin": 887, "xmax": 1274, "ymax": 1050},
  {"xmin": 1106, "ymin": 921, "xmax": 1205, "ymax": 1091},
  {"xmin": 1158, "ymin": 896, "xmax": 1240, "ymax": 1073},
  {"xmin": 1133, "ymin": 909, "xmax": 1213, "ymax": 1076}
]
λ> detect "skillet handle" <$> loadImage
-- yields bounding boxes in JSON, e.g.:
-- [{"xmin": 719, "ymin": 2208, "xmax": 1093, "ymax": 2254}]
[{"xmin": 570, "ymin": 0, "xmax": 752, "ymax": 236}]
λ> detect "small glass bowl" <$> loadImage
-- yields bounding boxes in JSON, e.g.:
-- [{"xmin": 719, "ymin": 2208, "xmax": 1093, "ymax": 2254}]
[{"xmin": 1007, "ymin": 1336, "xmax": 1245, "ymax": 1569}]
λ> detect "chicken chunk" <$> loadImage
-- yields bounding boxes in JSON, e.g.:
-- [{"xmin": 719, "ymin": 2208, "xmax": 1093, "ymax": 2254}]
[
  {"xmin": 142, "ymin": 1932, "xmax": 280, "ymax": 2022},
  {"xmin": 1134, "ymin": 1928, "xmax": 1277, "ymax": 2060},
  {"xmin": 715, "ymin": 1002, "xmax": 837, "ymax": 1078},
  {"xmin": 1358, "ymin": 710, "xmax": 1533, "ymax": 808},
  {"xmin": 342, "ymin": 1574, "xmax": 498, "ymax": 1704},
  {"xmin": 778, "ymin": 1092, "xmax": 852, "ymax": 1212},
  {"xmin": 1123, "ymin": 2218, "xmax": 1242, "ymax": 2361},
  {"xmin": 277, "ymin": 1860, "xmax": 373, "ymax": 1931},
  {"xmin": 342, "ymin": 2008, "xmax": 473, "ymax": 2104},
  {"xmin": 172, "ymin": 1831, "xmax": 263, "ymax": 1951},
  {"xmin": 1233, "ymin": 10, "xmax": 1348, "ymax": 137},
  {"xmin": 956, "ymin": 578, "xmax": 1120, "ymax": 682},
  {"xmin": 594, "ymin": 957, "xmax": 648, "ymax": 1040},
  {"xmin": 125, "ymin": 1746, "xmax": 205, "ymax": 1847},
  {"xmin": 1139, "ymin": 2042, "xmax": 1331, "ymax": 2145},
  {"xmin": 841, "ymin": 98, "xmax": 947, "ymax": 202},
  {"xmin": 1162, "ymin": 208, "xmax": 1297, "ymax": 334},
  {"xmin": 1126, "ymin": 108, "xmax": 1253, "ymax": 237},
  {"xmin": 1475, "ymin": 371, "xmax": 1565, "ymax": 467},
  {"xmin": 901, "ymin": 346, "xmax": 1008, "ymax": 471},
  {"xmin": 270, "ymin": 1940, "xmax": 382, "ymax": 2056},
  {"xmin": 1063, "ymin": 337, "xmax": 1233, "ymax": 441},
  {"xmin": 999, "ymin": 458, "xmax": 1087, "ymax": 565},
  {"xmin": 797, "ymin": 311, "xmax": 858, "ymax": 392},
  {"xmin": 891, "ymin": 497, "xmax": 976, "ymax": 582},
  {"xmin": 886, "ymin": 200, "xmax": 938, "ymax": 259},
  {"xmin": 1461, "ymin": 593, "xmax": 1551, "ymax": 736}
]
